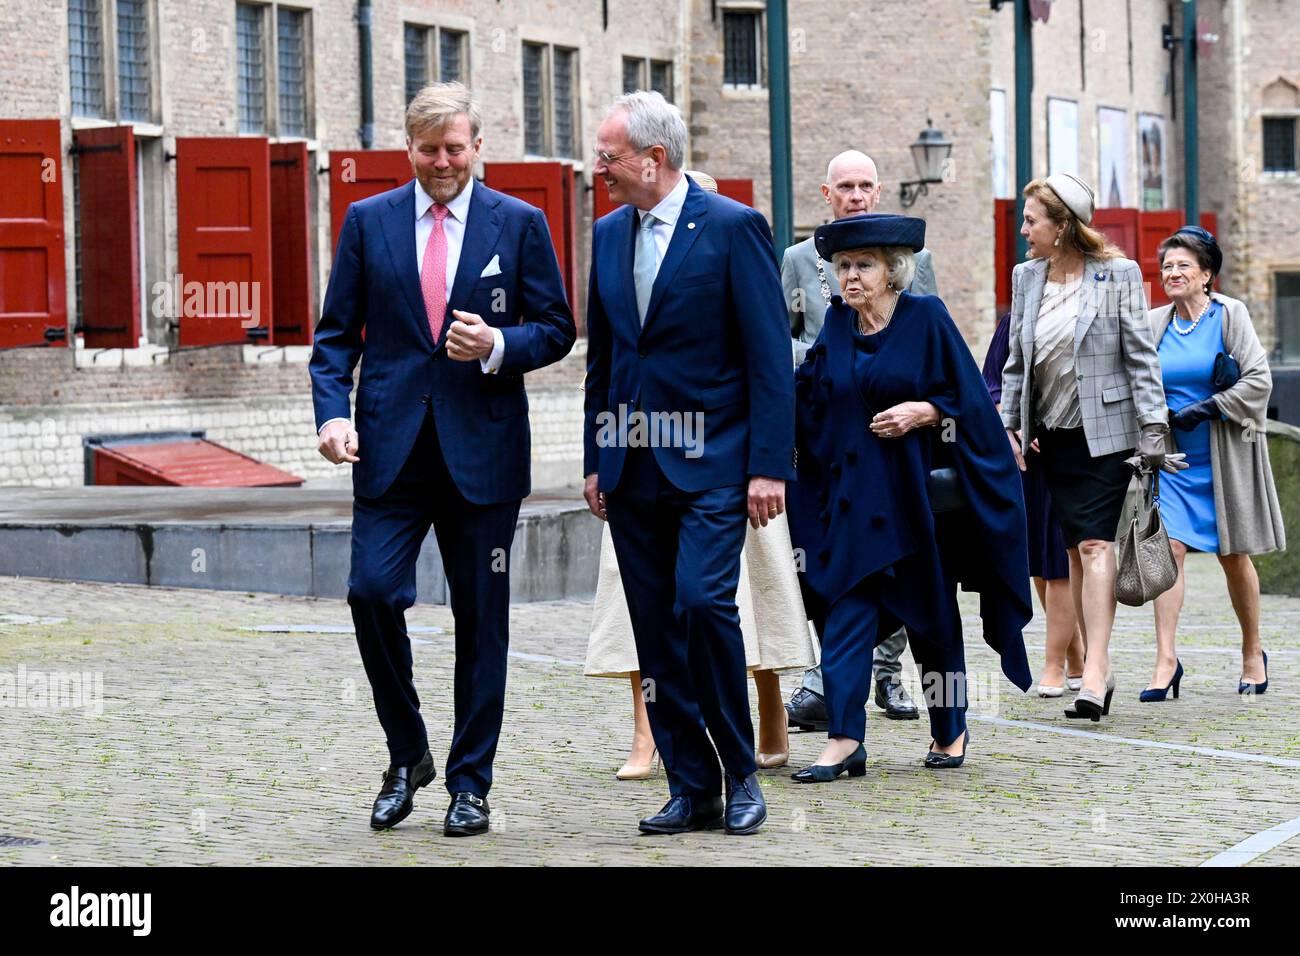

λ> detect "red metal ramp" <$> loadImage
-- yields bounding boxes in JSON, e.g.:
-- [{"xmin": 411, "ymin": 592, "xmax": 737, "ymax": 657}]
[{"xmin": 85, "ymin": 432, "xmax": 303, "ymax": 487}]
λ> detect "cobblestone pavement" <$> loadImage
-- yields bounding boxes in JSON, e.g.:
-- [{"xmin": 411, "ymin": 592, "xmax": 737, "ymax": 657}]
[{"xmin": 0, "ymin": 554, "xmax": 1296, "ymax": 866}]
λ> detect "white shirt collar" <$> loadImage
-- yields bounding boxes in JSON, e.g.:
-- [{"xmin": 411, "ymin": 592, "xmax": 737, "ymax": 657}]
[
  {"xmin": 639, "ymin": 173, "xmax": 689, "ymax": 227},
  {"xmin": 415, "ymin": 175, "xmax": 474, "ymax": 223}
]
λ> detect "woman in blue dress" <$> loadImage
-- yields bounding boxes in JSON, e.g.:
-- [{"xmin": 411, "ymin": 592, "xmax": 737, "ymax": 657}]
[{"xmin": 1144, "ymin": 226, "xmax": 1285, "ymax": 700}]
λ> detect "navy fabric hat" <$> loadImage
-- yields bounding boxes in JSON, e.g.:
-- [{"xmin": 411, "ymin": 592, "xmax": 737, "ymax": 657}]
[
  {"xmin": 814, "ymin": 213, "xmax": 926, "ymax": 259},
  {"xmin": 1172, "ymin": 224, "xmax": 1223, "ymax": 276}
]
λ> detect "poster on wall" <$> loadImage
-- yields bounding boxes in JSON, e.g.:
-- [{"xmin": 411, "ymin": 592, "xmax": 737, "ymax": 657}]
[
  {"xmin": 991, "ymin": 89, "xmax": 1011, "ymax": 198},
  {"xmin": 1098, "ymin": 106, "xmax": 1131, "ymax": 208},
  {"xmin": 1047, "ymin": 97, "xmax": 1079, "ymax": 177},
  {"xmin": 1139, "ymin": 113, "xmax": 1167, "ymax": 210}
]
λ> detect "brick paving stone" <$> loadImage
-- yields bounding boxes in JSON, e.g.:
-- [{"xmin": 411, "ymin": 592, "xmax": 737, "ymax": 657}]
[{"xmin": 0, "ymin": 553, "xmax": 1296, "ymax": 866}]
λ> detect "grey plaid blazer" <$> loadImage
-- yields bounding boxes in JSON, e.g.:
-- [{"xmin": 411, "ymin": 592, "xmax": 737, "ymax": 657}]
[{"xmin": 1000, "ymin": 256, "xmax": 1166, "ymax": 457}]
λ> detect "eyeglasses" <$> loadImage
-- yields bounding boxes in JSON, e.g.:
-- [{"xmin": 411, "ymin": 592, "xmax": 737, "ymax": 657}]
[
  {"xmin": 594, "ymin": 145, "xmax": 653, "ymax": 165},
  {"xmin": 1160, "ymin": 262, "xmax": 1201, "ymax": 275}
]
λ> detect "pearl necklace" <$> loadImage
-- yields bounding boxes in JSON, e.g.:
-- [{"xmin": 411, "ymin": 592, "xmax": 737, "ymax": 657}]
[{"xmin": 1171, "ymin": 297, "xmax": 1211, "ymax": 336}]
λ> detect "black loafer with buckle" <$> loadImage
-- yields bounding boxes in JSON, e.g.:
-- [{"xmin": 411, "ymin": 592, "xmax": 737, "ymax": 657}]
[
  {"xmin": 444, "ymin": 792, "xmax": 490, "ymax": 837},
  {"xmin": 370, "ymin": 750, "xmax": 437, "ymax": 830}
]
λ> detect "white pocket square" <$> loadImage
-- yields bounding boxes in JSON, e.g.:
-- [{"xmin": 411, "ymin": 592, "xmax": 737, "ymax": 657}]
[{"xmin": 480, "ymin": 255, "xmax": 502, "ymax": 278}]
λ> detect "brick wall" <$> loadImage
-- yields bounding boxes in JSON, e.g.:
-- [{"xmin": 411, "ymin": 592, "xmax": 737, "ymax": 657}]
[
  {"xmin": 691, "ymin": 0, "xmax": 998, "ymax": 354},
  {"xmin": 1200, "ymin": 0, "xmax": 1300, "ymax": 354}
]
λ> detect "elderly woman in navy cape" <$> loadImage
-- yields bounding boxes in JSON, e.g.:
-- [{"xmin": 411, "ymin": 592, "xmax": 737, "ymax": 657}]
[{"xmin": 786, "ymin": 213, "xmax": 1033, "ymax": 781}]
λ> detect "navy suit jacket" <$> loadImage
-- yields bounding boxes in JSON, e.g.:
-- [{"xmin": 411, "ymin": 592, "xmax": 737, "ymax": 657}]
[
  {"xmin": 309, "ymin": 179, "xmax": 576, "ymax": 503},
  {"xmin": 583, "ymin": 178, "xmax": 795, "ymax": 493}
]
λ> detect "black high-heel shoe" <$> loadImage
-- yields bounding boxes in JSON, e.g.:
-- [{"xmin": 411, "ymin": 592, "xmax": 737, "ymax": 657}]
[
  {"xmin": 924, "ymin": 728, "xmax": 969, "ymax": 769},
  {"xmin": 1065, "ymin": 672, "xmax": 1116, "ymax": 721},
  {"xmin": 1139, "ymin": 659, "xmax": 1184, "ymax": 702},
  {"xmin": 790, "ymin": 743, "xmax": 867, "ymax": 783},
  {"xmin": 1238, "ymin": 651, "xmax": 1269, "ymax": 695}
]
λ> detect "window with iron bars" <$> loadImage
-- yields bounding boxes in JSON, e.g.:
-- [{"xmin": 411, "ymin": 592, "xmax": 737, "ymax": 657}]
[
  {"xmin": 1263, "ymin": 116, "xmax": 1297, "ymax": 174},
  {"xmin": 522, "ymin": 41, "xmax": 579, "ymax": 159},
  {"xmin": 236, "ymin": 3, "xmax": 266, "ymax": 133},
  {"xmin": 69, "ymin": 0, "xmax": 107, "ymax": 117},
  {"xmin": 277, "ymin": 7, "xmax": 307, "ymax": 137},
  {"xmin": 723, "ymin": 10, "xmax": 764, "ymax": 88},
  {"xmin": 116, "ymin": 0, "xmax": 150, "ymax": 120}
]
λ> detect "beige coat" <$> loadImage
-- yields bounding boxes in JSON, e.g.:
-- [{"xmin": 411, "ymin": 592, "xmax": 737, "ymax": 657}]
[
  {"xmin": 584, "ymin": 514, "xmax": 816, "ymax": 677},
  {"xmin": 1150, "ymin": 292, "xmax": 1286, "ymax": 555}
]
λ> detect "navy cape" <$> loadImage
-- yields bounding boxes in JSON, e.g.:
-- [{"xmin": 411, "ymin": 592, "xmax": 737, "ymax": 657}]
[{"xmin": 788, "ymin": 292, "xmax": 1033, "ymax": 692}]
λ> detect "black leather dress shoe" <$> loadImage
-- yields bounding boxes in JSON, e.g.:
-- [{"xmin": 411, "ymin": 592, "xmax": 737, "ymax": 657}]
[
  {"xmin": 369, "ymin": 750, "xmax": 436, "ymax": 830},
  {"xmin": 444, "ymin": 792, "xmax": 491, "ymax": 837},
  {"xmin": 785, "ymin": 686, "xmax": 829, "ymax": 732},
  {"xmin": 874, "ymin": 677, "xmax": 920, "ymax": 720},
  {"xmin": 638, "ymin": 795, "xmax": 725, "ymax": 835},
  {"xmin": 723, "ymin": 773, "xmax": 767, "ymax": 835}
]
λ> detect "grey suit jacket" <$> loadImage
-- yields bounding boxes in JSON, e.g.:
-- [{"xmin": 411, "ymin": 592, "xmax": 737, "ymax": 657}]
[
  {"xmin": 783, "ymin": 237, "xmax": 937, "ymax": 363},
  {"xmin": 1000, "ymin": 256, "xmax": 1166, "ymax": 457}
]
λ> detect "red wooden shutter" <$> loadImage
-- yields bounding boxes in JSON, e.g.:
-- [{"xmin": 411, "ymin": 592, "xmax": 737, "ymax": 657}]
[
  {"xmin": 1138, "ymin": 210, "xmax": 1182, "ymax": 307},
  {"xmin": 994, "ymin": 198, "xmax": 1017, "ymax": 315},
  {"xmin": 715, "ymin": 179, "xmax": 754, "ymax": 206},
  {"xmin": 175, "ymin": 137, "xmax": 273, "ymax": 346},
  {"xmin": 270, "ymin": 141, "xmax": 313, "ymax": 345},
  {"xmin": 75, "ymin": 125, "xmax": 140, "ymax": 348},
  {"xmin": 328, "ymin": 150, "xmax": 410, "ymax": 254},
  {"xmin": 0, "ymin": 119, "xmax": 67, "ymax": 348},
  {"xmin": 1092, "ymin": 207, "xmax": 1139, "ymax": 261},
  {"xmin": 482, "ymin": 161, "xmax": 577, "ymax": 304}
]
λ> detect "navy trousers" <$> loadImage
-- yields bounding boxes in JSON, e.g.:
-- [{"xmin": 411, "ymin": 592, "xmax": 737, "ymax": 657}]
[
  {"xmin": 821, "ymin": 578, "xmax": 968, "ymax": 748},
  {"xmin": 348, "ymin": 413, "xmax": 521, "ymax": 797},
  {"xmin": 605, "ymin": 446, "xmax": 755, "ymax": 797}
]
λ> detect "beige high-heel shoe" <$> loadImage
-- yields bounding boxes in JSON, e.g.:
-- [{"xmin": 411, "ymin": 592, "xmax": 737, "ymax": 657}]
[
  {"xmin": 755, "ymin": 750, "xmax": 789, "ymax": 769},
  {"xmin": 615, "ymin": 749, "xmax": 659, "ymax": 780}
]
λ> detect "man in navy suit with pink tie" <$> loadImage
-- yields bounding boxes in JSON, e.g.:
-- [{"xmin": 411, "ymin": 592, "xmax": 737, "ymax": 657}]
[
  {"xmin": 583, "ymin": 92, "xmax": 795, "ymax": 835},
  {"xmin": 310, "ymin": 83, "xmax": 575, "ymax": 837}
]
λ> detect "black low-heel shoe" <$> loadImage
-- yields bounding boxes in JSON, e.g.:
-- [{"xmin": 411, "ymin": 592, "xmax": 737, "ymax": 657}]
[
  {"xmin": 790, "ymin": 743, "xmax": 867, "ymax": 783},
  {"xmin": 924, "ymin": 728, "xmax": 969, "ymax": 769}
]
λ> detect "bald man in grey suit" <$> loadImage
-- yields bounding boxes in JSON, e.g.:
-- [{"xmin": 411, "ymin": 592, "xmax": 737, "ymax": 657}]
[{"xmin": 782, "ymin": 150, "xmax": 938, "ymax": 727}]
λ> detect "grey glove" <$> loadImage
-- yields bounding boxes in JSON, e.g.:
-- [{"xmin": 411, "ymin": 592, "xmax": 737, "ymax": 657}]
[{"xmin": 1137, "ymin": 422, "xmax": 1169, "ymax": 474}]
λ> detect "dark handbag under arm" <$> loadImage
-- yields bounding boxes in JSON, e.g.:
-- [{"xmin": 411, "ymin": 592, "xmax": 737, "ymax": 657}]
[{"xmin": 1212, "ymin": 352, "xmax": 1240, "ymax": 392}]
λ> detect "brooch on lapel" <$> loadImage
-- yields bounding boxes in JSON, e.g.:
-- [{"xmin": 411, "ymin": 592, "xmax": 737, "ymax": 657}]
[{"xmin": 1094, "ymin": 272, "xmax": 1107, "ymax": 281}]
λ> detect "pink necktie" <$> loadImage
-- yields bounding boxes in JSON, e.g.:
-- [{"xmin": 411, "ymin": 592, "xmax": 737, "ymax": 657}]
[{"xmin": 421, "ymin": 203, "xmax": 451, "ymax": 343}]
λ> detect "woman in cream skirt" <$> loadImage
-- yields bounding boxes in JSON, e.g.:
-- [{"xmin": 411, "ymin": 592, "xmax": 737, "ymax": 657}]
[{"xmin": 585, "ymin": 511, "xmax": 815, "ymax": 776}]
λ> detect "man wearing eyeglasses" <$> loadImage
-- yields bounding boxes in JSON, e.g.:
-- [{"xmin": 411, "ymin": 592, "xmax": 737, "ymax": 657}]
[{"xmin": 583, "ymin": 91, "xmax": 794, "ymax": 836}]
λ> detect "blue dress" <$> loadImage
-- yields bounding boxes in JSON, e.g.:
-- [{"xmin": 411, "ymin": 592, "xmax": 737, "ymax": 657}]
[{"xmin": 1158, "ymin": 301, "xmax": 1223, "ymax": 552}]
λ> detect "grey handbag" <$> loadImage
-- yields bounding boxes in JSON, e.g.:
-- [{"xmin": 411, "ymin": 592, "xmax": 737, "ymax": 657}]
[{"xmin": 1115, "ymin": 464, "xmax": 1178, "ymax": 607}]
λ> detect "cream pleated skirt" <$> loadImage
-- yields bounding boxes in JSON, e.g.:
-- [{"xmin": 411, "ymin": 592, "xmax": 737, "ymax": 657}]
[{"xmin": 584, "ymin": 512, "xmax": 816, "ymax": 678}]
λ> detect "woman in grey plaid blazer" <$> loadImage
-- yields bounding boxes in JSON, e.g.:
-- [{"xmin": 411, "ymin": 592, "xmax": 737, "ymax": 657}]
[{"xmin": 1000, "ymin": 174, "xmax": 1172, "ymax": 722}]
